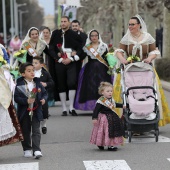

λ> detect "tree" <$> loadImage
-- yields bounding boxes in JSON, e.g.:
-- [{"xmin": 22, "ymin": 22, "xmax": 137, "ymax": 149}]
[
  {"xmin": 0, "ymin": 0, "xmax": 44, "ymax": 39},
  {"xmin": 163, "ymin": 0, "xmax": 170, "ymax": 58}
]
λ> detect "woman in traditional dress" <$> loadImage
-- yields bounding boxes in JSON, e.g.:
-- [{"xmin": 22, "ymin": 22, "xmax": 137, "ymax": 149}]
[
  {"xmin": 21, "ymin": 27, "xmax": 50, "ymax": 63},
  {"xmin": 74, "ymin": 29, "xmax": 112, "ymax": 111},
  {"xmin": 0, "ymin": 44, "xmax": 23, "ymax": 146},
  {"xmin": 114, "ymin": 14, "xmax": 170, "ymax": 126},
  {"xmin": 40, "ymin": 27, "xmax": 55, "ymax": 107}
]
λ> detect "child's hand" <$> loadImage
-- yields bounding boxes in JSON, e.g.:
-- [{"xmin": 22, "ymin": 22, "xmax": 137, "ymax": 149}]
[
  {"xmin": 27, "ymin": 98, "xmax": 35, "ymax": 104},
  {"xmin": 92, "ymin": 119, "xmax": 98, "ymax": 125},
  {"xmin": 40, "ymin": 99, "xmax": 45, "ymax": 105},
  {"xmin": 41, "ymin": 82, "xmax": 47, "ymax": 87},
  {"xmin": 123, "ymin": 105, "xmax": 126, "ymax": 109}
]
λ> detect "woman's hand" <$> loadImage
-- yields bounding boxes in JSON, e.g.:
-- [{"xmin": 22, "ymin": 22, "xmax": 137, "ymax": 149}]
[
  {"xmin": 120, "ymin": 58, "xmax": 128, "ymax": 64},
  {"xmin": 143, "ymin": 57, "xmax": 152, "ymax": 64}
]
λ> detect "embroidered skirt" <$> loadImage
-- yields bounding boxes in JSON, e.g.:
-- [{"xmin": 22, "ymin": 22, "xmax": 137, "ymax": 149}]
[
  {"xmin": 90, "ymin": 113, "xmax": 124, "ymax": 146},
  {"xmin": 0, "ymin": 102, "xmax": 23, "ymax": 147}
]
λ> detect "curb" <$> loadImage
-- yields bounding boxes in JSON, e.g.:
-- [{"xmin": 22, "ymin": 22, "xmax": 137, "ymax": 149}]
[{"xmin": 161, "ymin": 80, "xmax": 170, "ymax": 92}]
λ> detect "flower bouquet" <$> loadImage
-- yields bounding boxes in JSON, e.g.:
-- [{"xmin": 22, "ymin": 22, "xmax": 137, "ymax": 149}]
[
  {"xmin": 27, "ymin": 88, "xmax": 41, "ymax": 120},
  {"xmin": 13, "ymin": 50, "xmax": 27, "ymax": 63},
  {"xmin": 127, "ymin": 55, "xmax": 140, "ymax": 63},
  {"xmin": 105, "ymin": 44, "xmax": 117, "ymax": 75},
  {"xmin": 57, "ymin": 44, "xmax": 67, "ymax": 59},
  {"xmin": 10, "ymin": 66, "xmax": 20, "ymax": 80},
  {"xmin": 0, "ymin": 55, "xmax": 7, "ymax": 67}
]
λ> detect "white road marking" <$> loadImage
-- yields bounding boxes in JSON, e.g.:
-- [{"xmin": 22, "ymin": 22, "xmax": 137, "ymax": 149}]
[
  {"xmin": 0, "ymin": 162, "xmax": 39, "ymax": 170},
  {"xmin": 125, "ymin": 135, "xmax": 170, "ymax": 143},
  {"xmin": 83, "ymin": 160, "xmax": 131, "ymax": 170},
  {"xmin": 167, "ymin": 158, "xmax": 170, "ymax": 162}
]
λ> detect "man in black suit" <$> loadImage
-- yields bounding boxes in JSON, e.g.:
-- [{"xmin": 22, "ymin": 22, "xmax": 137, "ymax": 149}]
[
  {"xmin": 71, "ymin": 20, "xmax": 87, "ymax": 78},
  {"xmin": 49, "ymin": 16, "xmax": 85, "ymax": 116}
]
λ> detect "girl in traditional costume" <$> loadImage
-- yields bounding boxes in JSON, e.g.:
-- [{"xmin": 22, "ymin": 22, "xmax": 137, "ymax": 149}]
[
  {"xmin": 90, "ymin": 82, "xmax": 124, "ymax": 151},
  {"xmin": 0, "ymin": 45, "xmax": 23, "ymax": 147},
  {"xmin": 74, "ymin": 30, "xmax": 112, "ymax": 111},
  {"xmin": 114, "ymin": 14, "xmax": 170, "ymax": 126},
  {"xmin": 21, "ymin": 27, "xmax": 50, "ymax": 63}
]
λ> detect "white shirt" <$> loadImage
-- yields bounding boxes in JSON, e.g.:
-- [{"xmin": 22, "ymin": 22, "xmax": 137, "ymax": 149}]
[
  {"xmin": 24, "ymin": 79, "xmax": 34, "ymax": 91},
  {"xmin": 34, "ymin": 68, "xmax": 42, "ymax": 78}
]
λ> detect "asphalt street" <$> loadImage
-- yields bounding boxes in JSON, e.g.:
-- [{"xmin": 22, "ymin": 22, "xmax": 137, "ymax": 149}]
[{"xmin": 0, "ymin": 90, "xmax": 170, "ymax": 170}]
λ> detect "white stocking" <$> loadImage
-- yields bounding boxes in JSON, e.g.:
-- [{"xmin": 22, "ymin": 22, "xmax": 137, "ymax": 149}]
[
  {"xmin": 40, "ymin": 119, "xmax": 47, "ymax": 127},
  {"xmin": 59, "ymin": 92, "xmax": 67, "ymax": 112},
  {"xmin": 69, "ymin": 90, "xmax": 76, "ymax": 111}
]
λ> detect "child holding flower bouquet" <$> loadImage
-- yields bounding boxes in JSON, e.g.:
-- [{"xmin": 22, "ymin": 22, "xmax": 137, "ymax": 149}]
[{"xmin": 14, "ymin": 62, "xmax": 47, "ymax": 159}]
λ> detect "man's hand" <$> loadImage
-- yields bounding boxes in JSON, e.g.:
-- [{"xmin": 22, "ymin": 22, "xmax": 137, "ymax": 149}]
[
  {"xmin": 71, "ymin": 50, "xmax": 77, "ymax": 56},
  {"xmin": 62, "ymin": 58, "xmax": 72, "ymax": 65},
  {"xmin": 58, "ymin": 52, "xmax": 61, "ymax": 57}
]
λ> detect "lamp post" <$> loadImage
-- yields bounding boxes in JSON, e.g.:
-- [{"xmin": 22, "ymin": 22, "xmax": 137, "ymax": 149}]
[
  {"xmin": 19, "ymin": 10, "xmax": 28, "ymax": 39},
  {"xmin": 10, "ymin": 0, "xmax": 14, "ymax": 38},
  {"xmin": 2, "ymin": 0, "xmax": 7, "ymax": 46},
  {"xmin": 14, "ymin": 0, "xmax": 27, "ymax": 36}
]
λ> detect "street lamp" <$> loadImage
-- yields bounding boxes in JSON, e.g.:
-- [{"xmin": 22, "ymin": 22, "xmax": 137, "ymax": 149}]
[
  {"xmin": 19, "ymin": 10, "xmax": 28, "ymax": 39},
  {"xmin": 2, "ymin": 0, "xmax": 7, "ymax": 46},
  {"xmin": 14, "ymin": 0, "xmax": 27, "ymax": 36}
]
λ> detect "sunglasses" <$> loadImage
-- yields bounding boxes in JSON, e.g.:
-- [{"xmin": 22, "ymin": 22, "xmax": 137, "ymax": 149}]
[{"xmin": 128, "ymin": 23, "xmax": 138, "ymax": 26}]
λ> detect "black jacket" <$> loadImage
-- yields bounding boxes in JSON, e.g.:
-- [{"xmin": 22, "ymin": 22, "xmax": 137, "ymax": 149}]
[
  {"xmin": 39, "ymin": 67, "xmax": 54, "ymax": 90},
  {"xmin": 14, "ymin": 77, "xmax": 48, "ymax": 121},
  {"xmin": 49, "ymin": 29, "xmax": 85, "ymax": 61}
]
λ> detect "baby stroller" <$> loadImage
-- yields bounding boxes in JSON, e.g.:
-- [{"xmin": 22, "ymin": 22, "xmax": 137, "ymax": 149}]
[{"xmin": 120, "ymin": 62, "xmax": 160, "ymax": 142}]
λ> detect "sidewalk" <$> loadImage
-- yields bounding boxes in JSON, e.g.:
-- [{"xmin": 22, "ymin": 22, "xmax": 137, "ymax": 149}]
[{"xmin": 161, "ymin": 80, "xmax": 170, "ymax": 92}]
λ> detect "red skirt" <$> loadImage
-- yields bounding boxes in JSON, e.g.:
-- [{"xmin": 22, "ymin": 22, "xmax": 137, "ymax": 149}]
[{"xmin": 90, "ymin": 113, "xmax": 124, "ymax": 146}]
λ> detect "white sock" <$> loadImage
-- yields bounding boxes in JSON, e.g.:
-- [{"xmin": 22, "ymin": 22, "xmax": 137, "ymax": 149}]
[
  {"xmin": 59, "ymin": 92, "xmax": 67, "ymax": 111},
  {"xmin": 69, "ymin": 90, "xmax": 76, "ymax": 111},
  {"xmin": 40, "ymin": 119, "xmax": 47, "ymax": 127}
]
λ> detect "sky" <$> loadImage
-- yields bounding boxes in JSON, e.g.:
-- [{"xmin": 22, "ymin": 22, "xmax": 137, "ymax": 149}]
[{"xmin": 38, "ymin": 0, "xmax": 55, "ymax": 16}]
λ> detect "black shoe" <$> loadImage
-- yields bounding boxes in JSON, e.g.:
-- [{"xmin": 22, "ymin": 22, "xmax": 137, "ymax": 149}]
[
  {"xmin": 42, "ymin": 127, "xmax": 47, "ymax": 134},
  {"xmin": 69, "ymin": 110, "xmax": 78, "ymax": 116},
  {"xmin": 62, "ymin": 111, "xmax": 67, "ymax": 116},
  {"xmin": 97, "ymin": 146, "xmax": 104, "ymax": 150},
  {"xmin": 108, "ymin": 146, "xmax": 118, "ymax": 151}
]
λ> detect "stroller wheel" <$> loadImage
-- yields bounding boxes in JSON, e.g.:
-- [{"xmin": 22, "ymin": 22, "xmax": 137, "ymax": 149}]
[
  {"xmin": 155, "ymin": 130, "xmax": 159, "ymax": 142},
  {"xmin": 128, "ymin": 131, "xmax": 132, "ymax": 143}
]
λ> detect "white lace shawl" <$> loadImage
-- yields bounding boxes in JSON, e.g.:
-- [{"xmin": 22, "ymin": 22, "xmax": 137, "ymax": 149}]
[
  {"xmin": 21, "ymin": 27, "xmax": 46, "ymax": 56},
  {"xmin": 120, "ymin": 32, "xmax": 155, "ymax": 59},
  {"xmin": 83, "ymin": 29, "xmax": 108, "ymax": 59}
]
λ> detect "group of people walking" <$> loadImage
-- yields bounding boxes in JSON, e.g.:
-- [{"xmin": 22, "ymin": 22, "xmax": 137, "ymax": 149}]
[{"xmin": 0, "ymin": 14, "xmax": 170, "ymax": 159}]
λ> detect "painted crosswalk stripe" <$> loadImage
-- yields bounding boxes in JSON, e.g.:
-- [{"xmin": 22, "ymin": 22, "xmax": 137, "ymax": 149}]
[
  {"xmin": 83, "ymin": 160, "xmax": 131, "ymax": 170},
  {"xmin": 0, "ymin": 162, "xmax": 39, "ymax": 170},
  {"xmin": 125, "ymin": 135, "xmax": 170, "ymax": 143}
]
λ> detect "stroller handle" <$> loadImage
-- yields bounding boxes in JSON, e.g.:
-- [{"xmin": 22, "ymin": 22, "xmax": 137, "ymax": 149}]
[{"xmin": 126, "ymin": 86, "xmax": 156, "ymax": 96}]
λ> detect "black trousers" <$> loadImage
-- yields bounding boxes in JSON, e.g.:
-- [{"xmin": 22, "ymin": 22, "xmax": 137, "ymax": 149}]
[
  {"xmin": 55, "ymin": 62, "xmax": 77, "ymax": 92},
  {"xmin": 20, "ymin": 113, "xmax": 41, "ymax": 152},
  {"xmin": 42, "ymin": 102, "xmax": 49, "ymax": 119}
]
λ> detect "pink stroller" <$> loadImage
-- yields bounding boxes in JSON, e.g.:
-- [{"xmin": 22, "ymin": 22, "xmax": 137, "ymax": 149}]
[{"xmin": 121, "ymin": 62, "xmax": 160, "ymax": 142}]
